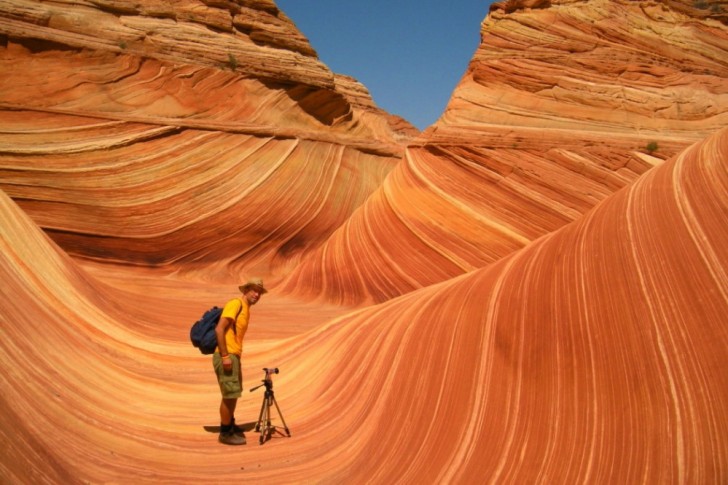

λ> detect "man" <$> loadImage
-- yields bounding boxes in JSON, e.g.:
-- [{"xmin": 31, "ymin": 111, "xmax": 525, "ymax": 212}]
[{"xmin": 213, "ymin": 278, "xmax": 267, "ymax": 445}]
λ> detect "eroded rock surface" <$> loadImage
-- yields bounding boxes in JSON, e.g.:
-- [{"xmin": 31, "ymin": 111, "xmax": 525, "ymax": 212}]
[
  {"xmin": 0, "ymin": 0, "xmax": 413, "ymax": 277},
  {"xmin": 0, "ymin": 0, "xmax": 727, "ymax": 483},
  {"xmin": 282, "ymin": 0, "xmax": 728, "ymax": 304}
]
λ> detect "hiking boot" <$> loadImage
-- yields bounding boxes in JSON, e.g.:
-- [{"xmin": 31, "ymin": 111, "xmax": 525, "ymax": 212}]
[
  {"xmin": 219, "ymin": 431, "xmax": 246, "ymax": 445},
  {"xmin": 231, "ymin": 419, "xmax": 245, "ymax": 435}
]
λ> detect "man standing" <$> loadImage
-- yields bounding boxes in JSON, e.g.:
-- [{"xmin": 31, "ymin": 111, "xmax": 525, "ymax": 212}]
[{"xmin": 213, "ymin": 278, "xmax": 267, "ymax": 445}]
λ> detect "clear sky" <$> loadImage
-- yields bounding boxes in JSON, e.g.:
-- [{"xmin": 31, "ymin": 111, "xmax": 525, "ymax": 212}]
[{"xmin": 274, "ymin": 1, "xmax": 494, "ymax": 131}]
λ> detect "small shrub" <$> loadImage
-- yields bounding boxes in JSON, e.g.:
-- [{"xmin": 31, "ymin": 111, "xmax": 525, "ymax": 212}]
[
  {"xmin": 227, "ymin": 53, "xmax": 238, "ymax": 70},
  {"xmin": 646, "ymin": 141, "xmax": 659, "ymax": 153},
  {"xmin": 119, "ymin": 41, "xmax": 127, "ymax": 49}
]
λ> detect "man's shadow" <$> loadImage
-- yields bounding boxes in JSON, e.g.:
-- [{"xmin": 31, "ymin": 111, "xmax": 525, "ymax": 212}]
[{"xmin": 203, "ymin": 422, "xmax": 257, "ymax": 433}]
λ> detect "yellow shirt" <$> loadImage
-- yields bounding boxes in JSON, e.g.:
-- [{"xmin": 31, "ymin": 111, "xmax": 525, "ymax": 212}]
[{"xmin": 215, "ymin": 297, "xmax": 250, "ymax": 356}]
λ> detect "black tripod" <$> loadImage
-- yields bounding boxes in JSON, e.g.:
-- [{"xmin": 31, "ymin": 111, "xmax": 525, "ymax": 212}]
[{"xmin": 250, "ymin": 367, "xmax": 291, "ymax": 445}]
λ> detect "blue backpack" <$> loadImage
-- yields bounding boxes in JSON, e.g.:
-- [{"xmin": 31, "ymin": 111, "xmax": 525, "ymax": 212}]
[
  {"xmin": 190, "ymin": 300, "xmax": 242, "ymax": 354},
  {"xmin": 190, "ymin": 306, "xmax": 224, "ymax": 354}
]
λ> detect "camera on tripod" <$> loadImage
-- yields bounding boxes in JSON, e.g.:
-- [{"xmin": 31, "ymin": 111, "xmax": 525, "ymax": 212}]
[{"xmin": 249, "ymin": 367, "xmax": 290, "ymax": 444}]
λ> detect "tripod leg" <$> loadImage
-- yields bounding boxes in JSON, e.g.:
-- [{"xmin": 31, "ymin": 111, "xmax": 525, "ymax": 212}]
[
  {"xmin": 266, "ymin": 396, "xmax": 273, "ymax": 428},
  {"xmin": 259, "ymin": 396, "xmax": 270, "ymax": 445},
  {"xmin": 255, "ymin": 395, "xmax": 266, "ymax": 432},
  {"xmin": 271, "ymin": 395, "xmax": 291, "ymax": 436}
]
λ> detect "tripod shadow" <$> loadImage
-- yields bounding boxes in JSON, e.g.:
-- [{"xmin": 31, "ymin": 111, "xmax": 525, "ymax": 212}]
[
  {"xmin": 262, "ymin": 427, "xmax": 289, "ymax": 442},
  {"xmin": 203, "ymin": 422, "xmax": 257, "ymax": 433}
]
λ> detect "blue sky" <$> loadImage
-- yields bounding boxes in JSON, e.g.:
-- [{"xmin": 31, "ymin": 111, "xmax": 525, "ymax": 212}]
[{"xmin": 275, "ymin": 1, "xmax": 494, "ymax": 131}]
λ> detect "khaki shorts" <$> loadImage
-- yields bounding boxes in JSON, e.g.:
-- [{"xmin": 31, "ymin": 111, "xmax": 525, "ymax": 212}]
[{"xmin": 213, "ymin": 353, "xmax": 242, "ymax": 399}]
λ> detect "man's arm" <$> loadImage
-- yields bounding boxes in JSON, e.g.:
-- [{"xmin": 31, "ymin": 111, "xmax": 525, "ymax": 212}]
[{"xmin": 215, "ymin": 316, "xmax": 233, "ymax": 370}]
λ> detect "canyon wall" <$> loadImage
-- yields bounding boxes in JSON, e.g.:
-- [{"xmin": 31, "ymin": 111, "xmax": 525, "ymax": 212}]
[
  {"xmin": 282, "ymin": 0, "xmax": 728, "ymax": 304},
  {"xmin": 1, "ymin": 0, "xmax": 726, "ymax": 483},
  {"xmin": 0, "ymin": 0, "xmax": 414, "ymax": 277}
]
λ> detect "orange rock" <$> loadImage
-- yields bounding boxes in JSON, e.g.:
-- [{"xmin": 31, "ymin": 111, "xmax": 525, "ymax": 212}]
[
  {"xmin": 282, "ymin": 0, "xmax": 728, "ymax": 303},
  {"xmin": 0, "ymin": 0, "xmax": 726, "ymax": 482}
]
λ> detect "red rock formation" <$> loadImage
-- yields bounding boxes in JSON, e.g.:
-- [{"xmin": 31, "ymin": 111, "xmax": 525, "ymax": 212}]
[
  {"xmin": 282, "ymin": 0, "xmax": 728, "ymax": 304},
  {"xmin": 0, "ymin": 0, "xmax": 413, "ymax": 277},
  {"xmin": 1, "ymin": 128, "xmax": 726, "ymax": 482},
  {"xmin": 0, "ymin": 0, "xmax": 727, "ymax": 483}
]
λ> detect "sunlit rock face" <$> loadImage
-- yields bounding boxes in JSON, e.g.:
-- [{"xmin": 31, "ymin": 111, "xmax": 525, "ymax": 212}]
[
  {"xmin": 1, "ymin": 128, "xmax": 726, "ymax": 483},
  {"xmin": 0, "ymin": 0, "xmax": 413, "ymax": 277},
  {"xmin": 1, "ymin": 0, "xmax": 727, "ymax": 483},
  {"xmin": 282, "ymin": 0, "xmax": 728, "ymax": 304}
]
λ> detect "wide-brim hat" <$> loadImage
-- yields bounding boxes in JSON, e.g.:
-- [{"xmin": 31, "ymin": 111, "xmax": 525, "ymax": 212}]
[{"xmin": 238, "ymin": 278, "xmax": 268, "ymax": 294}]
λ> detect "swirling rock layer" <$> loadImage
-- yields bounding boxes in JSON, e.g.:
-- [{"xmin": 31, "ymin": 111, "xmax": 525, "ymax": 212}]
[
  {"xmin": 1, "ymin": 0, "xmax": 727, "ymax": 483},
  {"xmin": 0, "ymin": 0, "xmax": 411, "ymax": 276},
  {"xmin": 2, "ymin": 127, "xmax": 726, "ymax": 483},
  {"xmin": 282, "ymin": 0, "xmax": 728, "ymax": 304}
]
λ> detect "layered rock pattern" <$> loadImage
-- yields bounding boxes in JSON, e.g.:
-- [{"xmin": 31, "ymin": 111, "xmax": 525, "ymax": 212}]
[
  {"xmin": 2, "ymin": 128, "xmax": 726, "ymax": 482},
  {"xmin": 1, "ymin": 0, "xmax": 727, "ymax": 483},
  {"xmin": 282, "ymin": 0, "xmax": 728, "ymax": 304},
  {"xmin": 0, "ymin": 0, "xmax": 412, "ymax": 276}
]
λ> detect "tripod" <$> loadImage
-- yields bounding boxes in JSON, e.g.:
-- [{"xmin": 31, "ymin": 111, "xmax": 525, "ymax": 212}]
[{"xmin": 250, "ymin": 367, "xmax": 291, "ymax": 445}]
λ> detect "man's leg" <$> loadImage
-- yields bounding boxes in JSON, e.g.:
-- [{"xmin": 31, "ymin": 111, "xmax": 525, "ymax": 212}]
[
  {"xmin": 219, "ymin": 397, "xmax": 237, "ymax": 425},
  {"xmin": 213, "ymin": 354, "xmax": 245, "ymax": 445}
]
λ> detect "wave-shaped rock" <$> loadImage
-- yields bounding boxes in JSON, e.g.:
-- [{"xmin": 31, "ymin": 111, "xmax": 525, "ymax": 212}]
[
  {"xmin": 0, "ymin": 0, "xmax": 414, "ymax": 277},
  {"xmin": 1, "ymin": 127, "xmax": 725, "ymax": 482},
  {"xmin": 282, "ymin": 0, "xmax": 728, "ymax": 304},
  {"xmin": 0, "ymin": 0, "xmax": 727, "ymax": 482}
]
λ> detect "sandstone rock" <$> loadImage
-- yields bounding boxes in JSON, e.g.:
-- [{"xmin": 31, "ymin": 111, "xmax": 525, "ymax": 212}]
[
  {"xmin": 0, "ymin": 0, "xmax": 413, "ymax": 274},
  {"xmin": 1, "ymin": 127, "xmax": 726, "ymax": 482},
  {"xmin": 281, "ymin": 0, "xmax": 728, "ymax": 304},
  {"xmin": 0, "ymin": 0, "xmax": 726, "ymax": 482},
  {"xmin": 233, "ymin": 6, "xmax": 317, "ymax": 56},
  {"xmin": 0, "ymin": 0, "xmax": 332, "ymax": 87}
]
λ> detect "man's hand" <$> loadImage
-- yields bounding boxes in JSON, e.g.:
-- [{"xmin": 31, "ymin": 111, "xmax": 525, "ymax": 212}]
[{"xmin": 222, "ymin": 355, "xmax": 233, "ymax": 373}]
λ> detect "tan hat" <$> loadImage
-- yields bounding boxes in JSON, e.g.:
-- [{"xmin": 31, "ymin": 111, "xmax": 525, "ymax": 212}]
[{"xmin": 238, "ymin": 278, "xmax": 268, "ymax": 294}]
